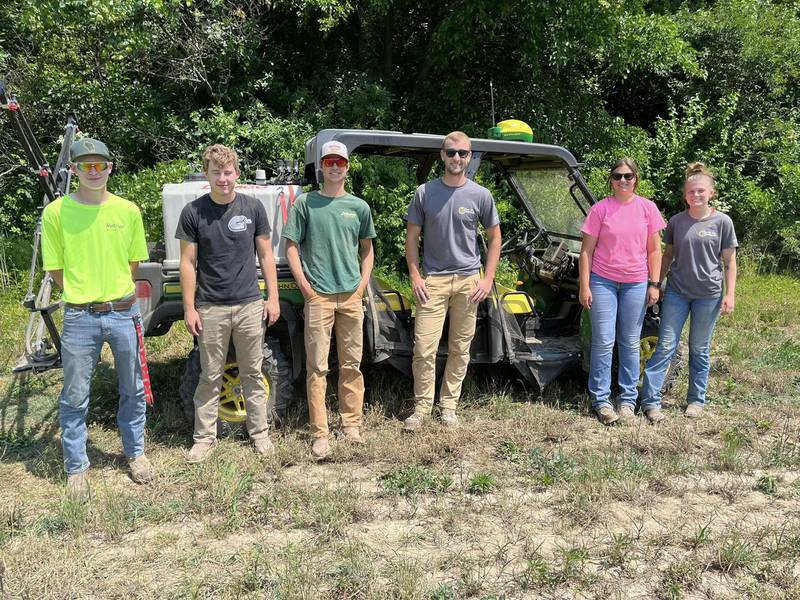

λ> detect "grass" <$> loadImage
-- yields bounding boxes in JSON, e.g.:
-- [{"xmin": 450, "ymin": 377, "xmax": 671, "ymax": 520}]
[{"xmin": 1, "ymin": 267, "xmax": 799, "ymax": 597}]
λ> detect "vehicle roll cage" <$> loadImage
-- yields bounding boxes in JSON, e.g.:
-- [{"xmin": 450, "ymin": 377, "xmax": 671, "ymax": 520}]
[{"xmin": 304, "ymin": 128, "xmax": 596, "ymax": 243}]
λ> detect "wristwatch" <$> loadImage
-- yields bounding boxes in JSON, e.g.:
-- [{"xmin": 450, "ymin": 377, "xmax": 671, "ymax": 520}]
[{"xmin": 647, "ymin": 280, "xmax": 660, "ymax": 289}]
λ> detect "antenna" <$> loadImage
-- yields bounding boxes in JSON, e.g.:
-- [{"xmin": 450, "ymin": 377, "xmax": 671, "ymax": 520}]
[{"xmin": 490, "ymin": 80, "xmax": 496, "ymax": 126}]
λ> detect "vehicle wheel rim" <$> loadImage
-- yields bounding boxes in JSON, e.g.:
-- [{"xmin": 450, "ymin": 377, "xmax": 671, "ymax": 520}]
[
  {"xmin": 639, "ymin": 335, "xmax": 659, "ymax": 383},
  {"xmin": 218, "ymin": 362, "xmax": 271, "ymax": 423}
]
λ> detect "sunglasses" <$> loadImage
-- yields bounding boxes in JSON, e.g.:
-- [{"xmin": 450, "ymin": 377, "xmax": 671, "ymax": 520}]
[
  {"xmin": 611, "ymin": 172, "xmax": 636, "ymax": 181},
  {"xmin": 444, "ymin": 148, "xmax": 470, "ymax": 158},
  {"xmin": 321, "ymin": 157, "xmax": 348, "ymax": 168},
  {"xmin": 75, "ymin": 162, "xmax": 110, "ymax": 172}
]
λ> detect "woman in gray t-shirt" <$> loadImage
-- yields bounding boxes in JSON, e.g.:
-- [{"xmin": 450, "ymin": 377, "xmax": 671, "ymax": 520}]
[{"xmin": 639, "ymin": 163, "xmax": 738, "ymax": 422}]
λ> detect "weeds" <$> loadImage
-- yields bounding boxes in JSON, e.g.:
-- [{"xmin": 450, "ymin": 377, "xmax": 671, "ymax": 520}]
[
  {"xmin": 97, "ymin": 488, "xmax": 139, "ymax": 540},
  {"xmin": 383, "ymin": 557, "xmax": 427, "ymax": 600},
  {"xmin": 0, "ymin": 501, "xmax": 24, "ymax": 547},
  {"xmin": 603, "ymin": 533, "xmax": 634, "ymax": 569},
  {"xmin": 658, "ymin": 559, "xmax": 703, "ymax": 599},
  {"xmin": 379, "ymin": 464, "xmax": 453, "ymax": 496},
  {"xmin": 496, "ymin": 443, "xmax": 577, "ymax": 488},
  {"xmin": 712, "ymin": 531, "xmax": 762, "ymax": 574},
  {"xmin": 688, "ymin": 521, "xmax": 713, "ymax": 549},
  {"xmin": 466, "ymin": 472, "xmax": 496, "ymax": 495},
  {"xmin": 756, "ymin": 473, "xmax": 780, "ymax": 496},
  {"xmin": 515, "ymin": 546, "xmax": 591, "ymax": 593},
  {"xmin": 713, "ymin": 425, "xmax": 752, "ymax": 473},
  {"xmin": 257, "ymin": 481, "xmax": 366, "ymax": 539},
  {"xmin": 331, "ymin": 540, "xmax": 378, "ymax": 598}
]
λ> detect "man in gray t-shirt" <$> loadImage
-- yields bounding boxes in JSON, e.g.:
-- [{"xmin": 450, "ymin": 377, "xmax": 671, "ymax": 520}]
[
  {"xmin": 403, "ymin": 131, "xmax": 501, "ymax": 431},
  {"xmin": 665, "ymin": 211, "xmax": 738, "ymax": 298}
]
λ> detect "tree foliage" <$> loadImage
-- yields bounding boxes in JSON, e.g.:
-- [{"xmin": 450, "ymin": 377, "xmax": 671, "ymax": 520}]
[{"xmin": 1, "ymin": 0, "xmax": 799, "ymax": 269}]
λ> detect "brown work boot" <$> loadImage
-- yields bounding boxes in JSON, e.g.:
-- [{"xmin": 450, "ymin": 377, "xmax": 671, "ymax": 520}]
[
  {"xmin": 645, "ymin": 408, "xmax": 665, "ymax": 424},
  {"xmin": 128, "ymin": 455, "xmax": 154, "ymax": 483},
  {"xmin": 618, "ymin": 405, "xmax": 637, "ymax": 423},
  {"xmin": 403, "ymin": 412, "xmax": 426, "ymax": 432},
  {"xmin": 187, "ymin": 439, "xmax": 218, "ymax": 464},
  {"xmin": 253, "ymin": 437, "xmax": 275, "ymax": 457},
  {"xmin": 311, "ymin": 436, "xmax": 330, "ymax": 460},
  {"xmin": 341, "ymin": 427, "xmax": 363, "ymax": 444},
  {"xmin": 685, "ymin": 403, "xmax": 704, "ymax": 419},
  {"xmin": 596, "ymin": 406, "xmax": 619, "ymax": 425},
  {"xmin": 441, "ymin": 408, "xmax": 460, "ymax": 429},
  {"xmin": 66, "ymin": 470, "xmax": 91, "ymax": 502}
]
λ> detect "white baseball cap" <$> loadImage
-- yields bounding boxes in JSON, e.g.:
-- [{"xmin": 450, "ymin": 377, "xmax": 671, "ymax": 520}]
[{"xmin": 320, "ymin": 140, "xmax": 349, "ymax": 160}]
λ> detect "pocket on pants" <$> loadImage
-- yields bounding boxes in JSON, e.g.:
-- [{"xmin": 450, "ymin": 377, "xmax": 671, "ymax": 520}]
[{"xmin": 63, "ymin": 308, "xmax": 85, "ymax": 322}]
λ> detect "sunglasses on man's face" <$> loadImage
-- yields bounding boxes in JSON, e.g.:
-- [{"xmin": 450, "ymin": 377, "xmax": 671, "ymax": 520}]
[
  {"xmin": 74, "ymin": 162, "xmax": 110, "ymax": 172},
  {"xmin": 611, "ymin": 172, "xmax": 635, "ymax": 181},
  {"xmin": 444, "ymin": 148, "xmax": 470, "ymax": 158},
  {"xmin": 321, "ymin": 157, "xmax": 348, "ymax": 169}
]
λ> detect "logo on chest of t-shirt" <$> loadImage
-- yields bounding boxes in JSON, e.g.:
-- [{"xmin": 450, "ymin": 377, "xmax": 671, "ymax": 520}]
[
  {"xmin": 228, "ymin": 215, "xmax": 253, "ymax": 232},
  {"xmin": 457, "ymin": 206, "xmax": 476, "ymax": 220},
  {"xmin": 698, "ymin": 227, "xmax": 718, "ymax": 238},
  {"xmin": 340, "ymin": 210, "xmax": 358, "ymax": 220},
  {"xmin": 106, "ymin": 223, "xmax": 125, "ymax": 232}
]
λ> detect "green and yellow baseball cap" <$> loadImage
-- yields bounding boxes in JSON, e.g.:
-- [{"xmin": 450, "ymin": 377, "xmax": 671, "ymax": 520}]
[{"xmin": 70, "ymin": 137, "xmax": 111, "ymax": 162}]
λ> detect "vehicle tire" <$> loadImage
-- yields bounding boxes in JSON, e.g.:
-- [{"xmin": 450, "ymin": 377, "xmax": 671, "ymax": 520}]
[
  {"xmin": 639, "ymin": 320, "xmax": 683, "ymax": 396},
  {"xmin": 178, "ymin": 337, "xmax": 294, "ymax": 437}
]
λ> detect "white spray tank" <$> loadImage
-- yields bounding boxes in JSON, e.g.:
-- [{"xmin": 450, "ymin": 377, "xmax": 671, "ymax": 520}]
[{"xmin": 161, "ymin": 172, "xmax": 302, "ymax": 271}]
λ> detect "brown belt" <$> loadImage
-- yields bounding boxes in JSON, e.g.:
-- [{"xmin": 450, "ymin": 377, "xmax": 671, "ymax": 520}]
[{"xmin": 65, "ymin": 295, "xmax": 136, "ymax": 313}]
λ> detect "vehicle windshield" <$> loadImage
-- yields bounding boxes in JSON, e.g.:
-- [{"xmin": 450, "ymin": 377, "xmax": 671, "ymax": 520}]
[{"xmin": 508, "ymin": 167, "xmax": 592, "ymax": 252}]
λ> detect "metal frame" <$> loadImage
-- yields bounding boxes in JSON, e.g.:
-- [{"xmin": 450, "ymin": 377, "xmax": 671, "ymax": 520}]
[{"xmin": 1, "ymin": 80, "xmax": 79, "ymax": 372}]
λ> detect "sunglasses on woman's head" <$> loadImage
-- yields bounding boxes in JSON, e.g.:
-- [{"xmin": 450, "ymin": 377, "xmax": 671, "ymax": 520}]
[{"xmin": 611, "ymin": 172, "xmax": 635, "ymax": 181}]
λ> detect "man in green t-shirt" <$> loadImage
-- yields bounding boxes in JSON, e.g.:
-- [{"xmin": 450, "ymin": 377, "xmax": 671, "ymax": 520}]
[
  {"xmin": 282, "ymin": 140, "xmax": 376, "ymax": 460},
  {"xmin": 41, "ymin": 137, "xmax": 153, "ymax": 501}
]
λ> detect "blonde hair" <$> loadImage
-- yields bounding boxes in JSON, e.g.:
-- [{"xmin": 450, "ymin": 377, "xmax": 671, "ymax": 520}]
[
  {"xmin": 442, "ymin": 131, "xmax": 471, "ymax": 150},
  {"xmin": 202, "ymin": 144, "xmax": 240, "ymax": 172},
  {"xmin": 684, "ymin": 161, "xmax": 715, "ymax": 189}
]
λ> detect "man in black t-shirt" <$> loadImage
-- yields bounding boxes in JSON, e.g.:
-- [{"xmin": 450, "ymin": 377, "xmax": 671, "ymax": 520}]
[{"xmin": 176, "ymin": 144, "xmax": 280, "ymax": 463}]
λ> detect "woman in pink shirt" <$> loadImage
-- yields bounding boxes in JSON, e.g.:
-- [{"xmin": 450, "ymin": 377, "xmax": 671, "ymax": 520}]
[{"xmin": 579, "ymin": 158, "xmax": 666, "ymax": 425}]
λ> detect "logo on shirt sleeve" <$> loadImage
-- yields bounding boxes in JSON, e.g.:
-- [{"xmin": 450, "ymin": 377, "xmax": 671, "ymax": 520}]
[{"xmin": 228, "ymin": 215, "xmax": 253, "ymax": 232}]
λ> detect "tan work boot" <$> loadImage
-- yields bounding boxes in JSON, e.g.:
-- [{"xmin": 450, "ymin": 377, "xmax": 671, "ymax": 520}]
[
  {"xmin": 596, "ymin": 406, "xmax": 619, "ymax": 425},
  {"xmin": 685, "ymin": 403, "xmax": 704, "ymax": 419},
  {"xmin": 311, "ymin": 436, "xmax": 330, "ymax": 460},
  {"xmin": 645, "ymin": 408, "xmax": 665, "ymax": 424},
  {"xmin": 187, "ymin": 439, "xmax": 218, "ymax": 464},
  {"xmin": 618, "ymin": 405, "xmax": 637, "ymax": 423},
  {"xmin": 403, "ymin": 412, "xmax": 426, "ymax": 432},
  {"xmin": 441, "ymin": 408, "xmax": 460, "ymax": 429},
  {"xmin": 341, "ymin": 427, "xmax": 363, "ymax": 444},
  {"xmin": 128, "ymin": 455, "xmax": 154, "ymax": 483},
  {"xmin": 66, "ymin": 470, "xmax": 91, "ymax": 502},
  {"xmin": 253, "ymin": 437, "xmax": 275, "ymax": 457}
]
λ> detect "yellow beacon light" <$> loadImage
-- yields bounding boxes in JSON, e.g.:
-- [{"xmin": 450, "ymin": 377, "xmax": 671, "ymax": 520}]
[{"xmin": 488, "ymin": 119, "xmax": 534, "ymax": 143}]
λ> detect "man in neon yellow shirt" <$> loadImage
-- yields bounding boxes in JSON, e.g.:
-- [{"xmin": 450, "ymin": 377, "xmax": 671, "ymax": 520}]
[{"xmin": 42, "ymin": 137, "xmax": 153, "ymax": 500}]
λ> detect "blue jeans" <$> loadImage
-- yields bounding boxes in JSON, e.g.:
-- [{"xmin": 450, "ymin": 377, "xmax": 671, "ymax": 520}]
[
  {"xmin": 640, "ymin": 288, "xmax": 721, "ymax": 410},
  {"xmin": 588, "ymin": 273, "xmax": 647, "ymax": 410},
  {"xmin": 59, "ymin": 304, "xmax": 147, "ymax": 474}
]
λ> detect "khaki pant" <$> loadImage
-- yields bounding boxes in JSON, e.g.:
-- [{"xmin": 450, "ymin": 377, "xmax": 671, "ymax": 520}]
[
  {"xmin": 412, "ymin": 274, "xmax": 479, "ymax": 413},
  {"xmin": 304, "ymin": 290, "xmax": 365, "ymax": 438},
  {"xmin": 194, "ymin": 299, "xmax": 268, "ymax": 443}
]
